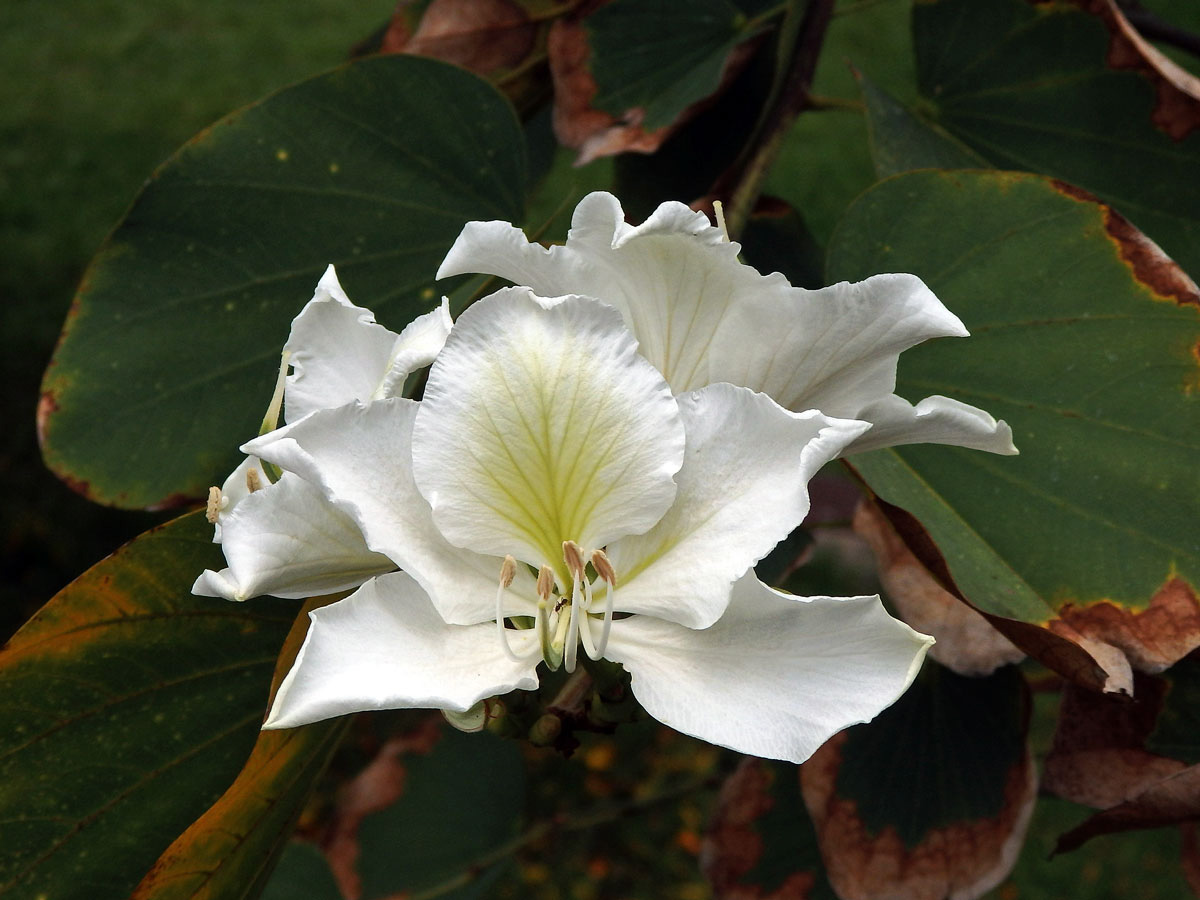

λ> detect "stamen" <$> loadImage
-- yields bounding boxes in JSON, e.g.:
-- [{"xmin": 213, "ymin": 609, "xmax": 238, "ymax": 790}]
[
  {"xmin": 563, "ymin": 559, "xmax": 582, "ymax": 673},
  {"xmin": 495, "ymin": 555, "xmax": 526, "ymax": 663},
  {"xmin": 713, "ymin": 200, "xmax": 730, "ymax": 242},
  {"xmin": 205, "ymin": 486, "xmax": 222, "ymax": 524},
  {"xmin": 245, "ymin": 467, "xmax": 263, "ymax": 494},
  {"xmin": 579, "ymin": 575, "xmax": 600, "ymax": 660},
  {"xmin": 259, "ymin": 350, "xmax": 292, "ymax": 436},
  {"xmin": 590, "ymin": 549, "xmax": 617, "ymax": 660},
  {"xmin": 536, "ymin": 565, "xmax": 555, "ymax": 603}
]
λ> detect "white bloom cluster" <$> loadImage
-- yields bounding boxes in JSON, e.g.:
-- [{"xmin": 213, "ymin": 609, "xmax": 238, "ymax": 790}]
[{"xmin": 195, "ymin": 193, "xmax": 1016, "ymax": 763}]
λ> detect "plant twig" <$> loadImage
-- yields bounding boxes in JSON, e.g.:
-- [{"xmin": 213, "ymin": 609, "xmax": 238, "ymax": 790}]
[
  {"xmin": 1117, "ymin": 0, "xmax": 1200, "ymax": 60},
  {"xmin": 714, "ymin": 0, "xmax": 837, "ymax": 239}
]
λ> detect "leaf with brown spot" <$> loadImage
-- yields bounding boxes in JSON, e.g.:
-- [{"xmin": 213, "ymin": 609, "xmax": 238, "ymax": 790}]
[
  {"xmin": 702, "ymin": 757, "xmax": 833, "ymax": 900},
  {"xmin": 906, "ymin": 0, "xmax": 1200, "ymax": 276},
  {"xmin": 262, "ymin": 723, "xmax": 525, "ymax": 900},
  {"xmin": 831, "ymin": 169, "xmax": 1200, "ymax": 692},
  {"xmin": 853, "ymin": 497, "xmax": 1024, "ymax": 677},
  {"xmin": 381, "ymin": 0, "xmax": 537, "ymax": 76},
  {"xmin": 0, "ymin": 512, "xmax": 296, "ymax": 900},
  {"xmin": 550, "ymin": 0, "xmax": 761, "ymax": 164},
  {"xmin": 800, "ymin": 663, "xmax": 1035, "ymax": 900}
]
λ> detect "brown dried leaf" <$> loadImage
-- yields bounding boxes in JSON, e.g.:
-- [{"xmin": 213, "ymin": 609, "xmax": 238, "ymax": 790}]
[
  {"xmin": 853, "ymin": 498, "xmax": 1023, "ymax": 676},
  {"xmin": 382, "ymin": 0, "xmax": 536, "ymax": 75},
  {"xmin": 1043, "ymin": 675, "xmax": 1186, "ymax": 809},
  {"xmin": 1072, "ymin": 0, "xmax": 1200, "ymax": 140},
  {"xmin": 857, "ymin": 492, "xmax": 1124, "ymax": 694},
  {"xmin": 801, "ymin": 733, "xmax": 1037, "ymax": 900},
  {"xmin": 1055, "ymin": 764, "xmax": 1200, "ymax": 854}
]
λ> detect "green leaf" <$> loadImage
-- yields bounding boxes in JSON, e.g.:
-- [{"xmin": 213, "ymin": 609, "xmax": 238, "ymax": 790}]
[
  {"xmin": 259, "ymin": 844, "xmax": 342, "ymax": 900},
  {"xmin": 828, "ymin": 169, "xmax": 1200, "ymax": 679},
  {"xmin": 584, "ymin": 0, "xmax": 755, "ymax": 130},
  {"xmin": 911, "ymin": 0, "xmax": 1200, "ymax": 276},
  {"xmin": 40, "ymin": 55, "xmax": 526, "ymax": 509},
  {"xmin": 0, "ymin": 512, "xmax": 295, "ymax": 900},
  {"xmin": 132, "ymin": 722, "xmax": 348, "ymax": 900},
  {"xmin": 801, "ymin": 663, "xmax": 1034, "ymax": 899},
  {"xmin": 858, "ymin": 73, "xmax": 986, "ymax": 177}
]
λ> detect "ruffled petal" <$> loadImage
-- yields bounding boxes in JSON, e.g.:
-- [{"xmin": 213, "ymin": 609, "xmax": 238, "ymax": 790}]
[
  {"xmin": 245, "ymin": 399, "xmax": 534, "ymax": 626},
  {"xmin": 264, "ymin": 571, "xmax": 540, "ymax": 729},
  {"xmin": 412, "ymin": 287, "xmax": 685, "ymax": 571},
  {"xmin": 709, "ymin": 273, "xmax": 967, "ymax": 416},
  {"xmin": 845, "ymin": 394, "xmax": 1018, "ymax": 456},
  {"xmin": 438, "ymin": 192, "xmax": 746, "ymax": 391},
  {"xmin": 192, "ymin": 472, "xmax": 394, "ymax": 601},
  {"xmin": 283, "ymin": 265, "xmax": 452, "ymax": 422},
  {"xmin": 603, "ymin": 574, "xmax": 934, "ymax": 763},
  {"xmin": 608, "ymin": 384, "xmax": 869, "ymax": 629}
]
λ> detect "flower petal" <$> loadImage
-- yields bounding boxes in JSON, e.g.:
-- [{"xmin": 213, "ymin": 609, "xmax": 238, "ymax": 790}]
[
  {"xmin": 245, "ymin": 399, "xmax": 534, "ymax": 626},
  {"xmin": 210, "ymin": 455, "xmax": 271, "ymax": 541},
  {"xmin": 845, "ymin": 394, "xmax": 1018, "ymax": 455},
  {"xmin": 608, "ymin": 384, "xmax": 870, "ymax": 629},
  {"xmin": 603, "ymin": 574, "xmax": 934, "ymax": 763},
  {"xmin": 709, "ymin": 273, "xmax": 967, "ymax": 415},
  {"xmin": 264, "ymin": 571, "xmax": 540, "ymax": 729},
  {"xmin": 283, "ymin": 265, "xmax": 451, "ymax": 422},
  {"xmin": 412, "ymin": 287, "xmax": 685, "ymax": 571},
  {"xmin": 438, "ymin": 192, "xmax": 751, "ymax": 391},
  {"xmin": 192, "ymin": 472, "xmax": 394, "ymax": 601}
]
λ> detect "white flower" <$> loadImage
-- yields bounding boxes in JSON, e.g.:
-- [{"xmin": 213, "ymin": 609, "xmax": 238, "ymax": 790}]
[
  {"xmin": 437, "ymin": 192, "xmax": 1017, "ymax": 456},
  {"xmin": 192, "ymin": 265, "xmax": 451, "ymax": 601},
  {"xmin": 248, "ymin": 287, "xmax": 932, "ymax": 763}
]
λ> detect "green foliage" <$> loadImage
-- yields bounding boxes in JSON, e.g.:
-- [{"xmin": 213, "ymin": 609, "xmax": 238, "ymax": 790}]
[
  {"xmin": 39, "ymin": 55, "xmax": 525, "ymax": 509},
  {"xmin": 830, "ymin": 170, "xmax": 1200, "ymax": 620},
  {"xmin": 0, "ymin": 513, "xmax": 295, "ymax": 899}
]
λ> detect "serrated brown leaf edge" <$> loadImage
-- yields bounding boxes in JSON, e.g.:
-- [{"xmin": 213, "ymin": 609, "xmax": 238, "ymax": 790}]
[
  {"xmin": 800, "ymin": 732, "xmax": 1037, "ymax": 900},
  {"xmin": 1065, "ymin": 0, "xmax": 1200, "ymax": 141},
  {"xmin": 701, "ymin": 757, "xmax": 820, "ymax": 900}
]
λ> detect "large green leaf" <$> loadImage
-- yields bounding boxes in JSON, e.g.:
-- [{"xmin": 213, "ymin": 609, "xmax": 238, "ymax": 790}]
[
  {"xmin": 828, "ymin": 169, "xmax": 1200, "ymax": 685},
  {"xmin": 909, "ymin": 0, "xmax": 1200, "ymax": 276},
  {"xmin": 40, "ymin": 55, "xmax": 525, "ymax": 509},
  {"xmin": 0, "ymin": 512, "xmax": 295, "ymax": 900}
]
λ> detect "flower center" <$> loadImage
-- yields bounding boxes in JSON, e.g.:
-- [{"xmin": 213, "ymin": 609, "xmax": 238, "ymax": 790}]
[{"xmin": 495, "ymin": 540, "xmax": 617, "ymax": 673}]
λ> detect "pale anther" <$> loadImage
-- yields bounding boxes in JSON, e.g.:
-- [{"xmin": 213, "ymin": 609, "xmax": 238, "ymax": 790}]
[
  {"xmin": 245, "ymin": 468, "xmax": 263, "ymax": 494},
  {"xmin": 536, "ymin": 565, "xmax": 555, "ymax": 602},
  {"xmin": 205, "ymin": 486, "xmax": 222, "ymax": 524},
  {"xmin": 562, "ymin": 540, "xmax": 585, "ymax": 580},
  {"xmin": 588, "ymin": 549, "xmax": 617, "ymax": 661},
  {"xmin": 713, "ymin": 200, "xmax": 730, "ymax": 242},
  {"xmin": 499, "ymin": 554, "xmax": 516, "ymax": 588},
  {"xmin": 591, "ymin": 549, "xmax": 616, "ymax": 587}
]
